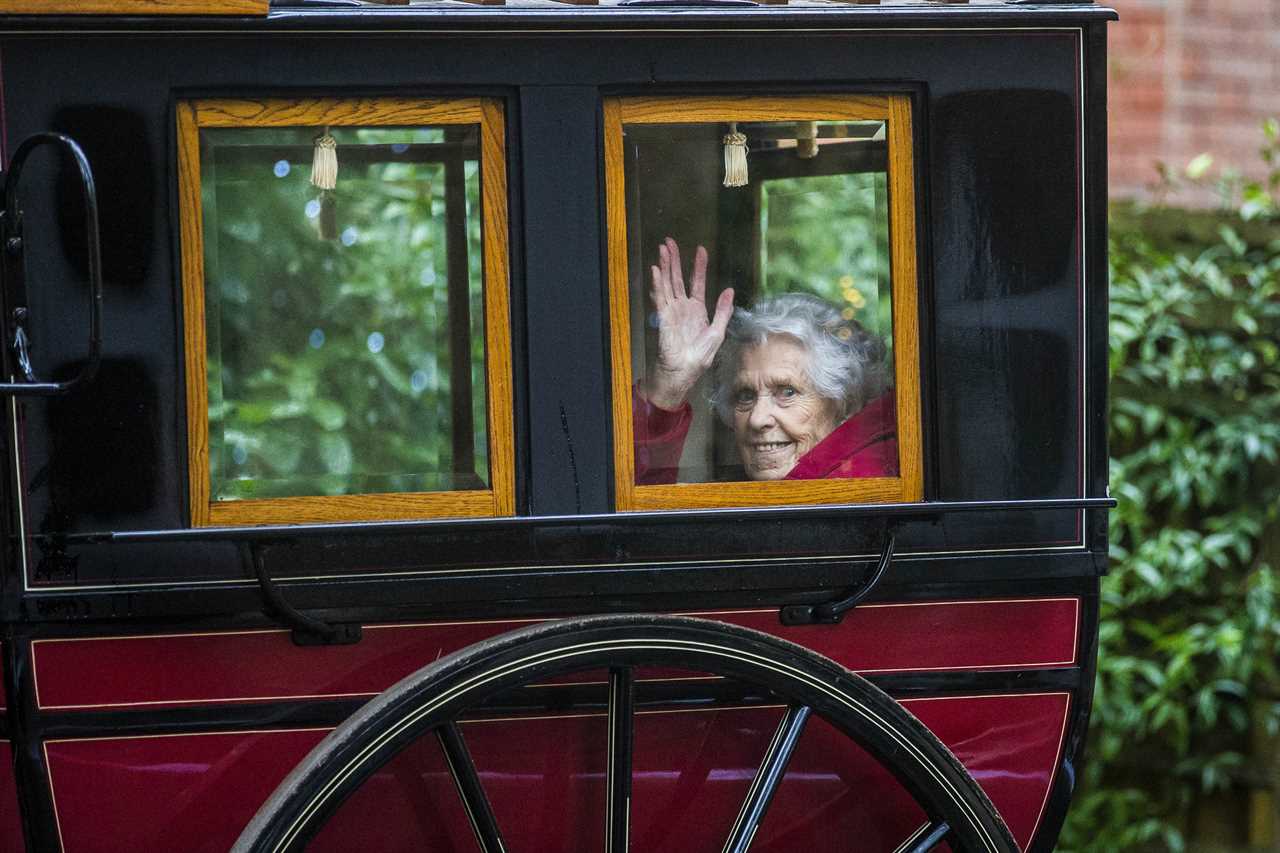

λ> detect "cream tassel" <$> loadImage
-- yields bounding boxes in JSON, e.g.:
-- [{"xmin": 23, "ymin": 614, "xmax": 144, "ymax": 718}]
[
  {"xmin": 310, "ymin": 127, "xmax": 338, "ymax": 191},
  {"xmin": 796, "ymin": 121, "xmax": 819, "ymax": 159},
  {"xmin": 722, "ymin": 123, "xmax": 748, "ymax": 188}
]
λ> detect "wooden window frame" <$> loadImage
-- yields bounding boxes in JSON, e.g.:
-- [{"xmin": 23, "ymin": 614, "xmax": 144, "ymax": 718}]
[
  {"xmin": 177, "ymin": 97, "xmax": 514, "ymax": 526},
  {"xmin": 0, "ymin": 0, "xmax": 266, "ymax": 13},
  {"xmin": 605, "ymin": 94, "xmax": 923, "ymax": 511}
]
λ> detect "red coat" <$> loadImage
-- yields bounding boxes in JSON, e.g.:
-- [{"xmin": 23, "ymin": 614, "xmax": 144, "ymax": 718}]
[{"xmin": 634, "ymin": 387, "xmax": 899, "ymax": 485}]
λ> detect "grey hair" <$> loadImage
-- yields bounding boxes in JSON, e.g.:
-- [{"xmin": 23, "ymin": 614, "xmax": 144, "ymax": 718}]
[{"xmin": 709, "ymin": 292, "xmax": 891, "ymax": 424}]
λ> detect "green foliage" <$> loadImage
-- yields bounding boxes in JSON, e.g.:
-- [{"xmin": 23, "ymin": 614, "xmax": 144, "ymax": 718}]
[
  {"xmin": 200, "ymin": 126, "xmax": 488, "ymax": 500},
  {"xmin": 759, "ymin": 170, "xmax": 893, "ymax": 341},
  {"xmin": 1060, "ymin": 129, "xmax": 1280, "ymax": 851}
]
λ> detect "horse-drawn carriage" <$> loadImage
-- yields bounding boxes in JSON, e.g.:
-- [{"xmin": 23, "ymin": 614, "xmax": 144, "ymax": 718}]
[{"xmin": 0, "ymin": 0, "xmax": 1114, "ymax": 848}]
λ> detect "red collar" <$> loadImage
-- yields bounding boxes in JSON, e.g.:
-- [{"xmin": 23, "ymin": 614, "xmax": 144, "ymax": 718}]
[{"xmin": 785, "ymin": 391, "xmax": 898, "ymax": 480}]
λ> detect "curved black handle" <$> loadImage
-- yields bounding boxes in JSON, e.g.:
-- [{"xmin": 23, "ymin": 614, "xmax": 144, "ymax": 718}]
[
  {"xmin": 243, "ymin": 543, "xmax": 361, "ymax": 647},
  {"xmin": 0, "ymin": 132, "xmax": 103, "ymax": 396},
  {"xmin": 779, "ymin": 532, "xmax": 896, "ymax": 626}
]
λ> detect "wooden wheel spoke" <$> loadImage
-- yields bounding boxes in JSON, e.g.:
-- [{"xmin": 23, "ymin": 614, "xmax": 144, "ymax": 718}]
[
  {"xmin": 438, "ymin": 722, "xmax": 507, "ymax": 853},
  {"xmin": 605, "ymin": 666, "xmax": 635, "ymax": 853},
  {"xmin": 902, "ymin": 820, "xmax": 951, "ymax": 853},
  {"xmin": 721, "ymin": 704, "xmax": 812, "ymax": 853}
]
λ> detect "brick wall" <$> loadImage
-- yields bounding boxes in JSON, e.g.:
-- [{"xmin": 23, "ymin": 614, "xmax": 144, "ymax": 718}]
[{"xmin": 1109, "ymin": 0, "xmax": 1280, "ymax": 202}]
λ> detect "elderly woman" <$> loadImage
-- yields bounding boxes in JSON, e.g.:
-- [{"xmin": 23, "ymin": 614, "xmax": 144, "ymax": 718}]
[{"xmin": 635, "ymin": 238, "xmax": 897, "ymax": 484}]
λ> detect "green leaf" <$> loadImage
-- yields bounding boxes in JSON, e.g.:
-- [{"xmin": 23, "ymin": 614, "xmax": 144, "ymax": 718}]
[{"xmin": 308, "ymin": 399, "xmax": 347, "ymax": 431}]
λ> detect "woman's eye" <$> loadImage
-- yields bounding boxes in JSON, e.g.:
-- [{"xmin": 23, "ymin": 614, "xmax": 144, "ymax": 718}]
[
  {"xmin": 778, "ymin": 386, "xmax": 798, "ymax": 400},
  {"xmin": 733, "ymin": 389, "xmax": 756, "ymax": 407}
]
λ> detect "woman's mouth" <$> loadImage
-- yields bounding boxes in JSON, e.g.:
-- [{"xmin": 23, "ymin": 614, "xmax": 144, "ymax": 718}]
[
  {"xmin": 750, "ymin": 441, "xmax": 793, "ymax": 455},
  {"xmin": 741, "ymin": 437, "xmax": 800, "ymax": 480}
]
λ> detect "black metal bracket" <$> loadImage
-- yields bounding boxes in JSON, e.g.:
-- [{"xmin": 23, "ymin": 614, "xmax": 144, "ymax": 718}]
[
  {"xmin": 779, "ymin": 528, "xmax": 896, "ymax": 626},
  {"xmin": 0, "ymin": 132, "xmax": 103, "ymax": 396},
  {"xmin": 242, "ymin": 543, "xmax": 362, "ymax": 646}
]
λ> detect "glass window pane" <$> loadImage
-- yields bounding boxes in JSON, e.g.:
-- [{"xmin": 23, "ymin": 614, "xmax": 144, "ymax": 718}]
[
  {"xmin": 198, "ymin": 124, "xmax": 488, "ymax": 502},
  {"xmin": 623, "ymin": 118, "xmax": 898, "ymax": 486}
]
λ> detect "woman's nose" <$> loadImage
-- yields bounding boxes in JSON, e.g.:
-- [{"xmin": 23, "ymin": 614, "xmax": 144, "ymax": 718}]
[{"xmin": 747, "ymin": 397, "xmax": 777, "ymax": 429}]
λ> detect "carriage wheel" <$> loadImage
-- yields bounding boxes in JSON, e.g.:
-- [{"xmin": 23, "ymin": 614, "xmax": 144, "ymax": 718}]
[{"xmin": 235, "ymin": 614, "xmax": 1018, "ymax": 853}]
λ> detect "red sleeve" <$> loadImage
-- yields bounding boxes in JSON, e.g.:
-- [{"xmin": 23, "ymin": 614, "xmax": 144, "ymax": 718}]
[{"xmin": 632, "ymin": 385, "xmax": 692, "ymax": 485}]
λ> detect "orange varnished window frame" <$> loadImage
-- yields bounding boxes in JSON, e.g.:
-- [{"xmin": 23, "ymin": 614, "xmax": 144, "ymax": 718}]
[
  {"xmin": 177, "ymin": 97, "xmax": 514, "ymax": 526},
  {"xmin": 0, "ymin": 0, "xmax": 266, "ymax": 13},
  {"xmin": 605, "ymin": 95, "xmax": 923, "ymax": 511}
]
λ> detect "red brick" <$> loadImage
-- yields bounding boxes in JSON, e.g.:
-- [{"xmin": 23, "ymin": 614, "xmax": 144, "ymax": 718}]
[{"xmin": 1101, "ymin": 1, "xmax": 1278, "ymax": 200}]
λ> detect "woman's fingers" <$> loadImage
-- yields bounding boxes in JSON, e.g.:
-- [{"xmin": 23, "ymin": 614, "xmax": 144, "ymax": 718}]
[
  {"xmin": 708, "ymin": 287, "xmax": 735, "ymax": 341},
  {"xmin": 657, "ymin": 242, "xmax": 671, "ymax": 303},
  {"xmin": 649, "ymin": 264, "xmax": 667, "ymax": 310},
  {"xmin": 665, "ymin": 237, "xmax": 686, "ymax": 299},
  {"xmin": 690, "ymin": 244, "xmax": 708, "ymax": 302},
  {"xmin": 653, "ymin": 242, "xmax": 675, "ymax": 307},
  {"xmin": 651, "ymin": 239, "xmax": 716, "ymax": 321}
]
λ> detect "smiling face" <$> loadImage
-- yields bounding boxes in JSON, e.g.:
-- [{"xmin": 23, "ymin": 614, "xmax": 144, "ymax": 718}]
[{"xmin": 731, "ymin": 336, "xmax": 840, "ymax": 481}]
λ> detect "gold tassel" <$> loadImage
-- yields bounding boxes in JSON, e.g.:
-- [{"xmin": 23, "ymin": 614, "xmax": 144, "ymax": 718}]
[
  {"xmin": 796, "ymin": 121, "xmax": 819, "ymax": 159},
  {"xmin": 311, "ymin": 127, "xmax": 338, "ymax": 240},
  {"xmin": 311, "ymin": 127, "xmax": 337, "ymax": 191},
  {"xmin": 723, "ymin": 122, "xmax": 748, "ymax": 188}
]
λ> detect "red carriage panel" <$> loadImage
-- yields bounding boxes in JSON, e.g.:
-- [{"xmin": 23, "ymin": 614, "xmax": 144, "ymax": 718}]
[
  {"xmin": 44, "ymin": 730, "xmax": 328, "ymax": 853},
  {"xmin": 32, "ymin": 599, "xmax": 1078, "ymax": 710},
  {"xmin": 43, "ymin": 693, "xmax": 1066, "ymax": 852}
]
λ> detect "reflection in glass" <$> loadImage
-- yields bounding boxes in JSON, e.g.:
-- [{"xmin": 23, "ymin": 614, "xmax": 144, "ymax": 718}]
[
  {"xmin": 626, "ymin": 120, "xmax": 897, "ymax": 485},
  {"xmin": 199, "ymin": 125, "xmax": 488, "ymax": 501}
]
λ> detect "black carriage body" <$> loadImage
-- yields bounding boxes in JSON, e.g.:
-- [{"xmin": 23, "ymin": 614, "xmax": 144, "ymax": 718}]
[{"xmin": 0, "ymin": 5, "xmax": 1112, "ymax": 851}]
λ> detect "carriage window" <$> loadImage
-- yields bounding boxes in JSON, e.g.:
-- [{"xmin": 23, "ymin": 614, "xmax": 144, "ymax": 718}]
[
  {"xmin": 605, "ymin": 96, "xmax": 922, "ymax": 511},
  {"xmin": 178, "ymin": 98, "xmax": 513, "ymax": 525}
]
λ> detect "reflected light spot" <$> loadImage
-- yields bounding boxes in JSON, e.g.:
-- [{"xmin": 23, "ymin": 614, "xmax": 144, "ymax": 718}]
[
  {"xmin": 843, "ymin": 288, "xmax": 866, "ymax": 308},
  {"xmin": 273, "ymin": 160, "xmax": 291, "ymax": 178},
  {"xmin": 367, "ymin": 332, "xmax": 385, "ymax": 354},
  {"xmin": 341, "ymin": 227, "xmax": 359, "ymax": 247},
  {"xmin": 232, "ymin": 446, "xmax": 248, "ymax": 466},
  {"xmin": 411, "ymin": 370, "xmax": 429, "ymax": 392},
  {"xmin": 391, "ymin": 142, "xmax": 410, "ymax": 154},
  {"xmin": 420, "ymin": 266, "xmax": 437, "ymax": 287},
  {"xmin": 304, "ymin": 199, "xmax": 322, "ymax": 219},
  {"xmin": 309, "ymin": 328, "xmax": 325, "ymax": 349}
]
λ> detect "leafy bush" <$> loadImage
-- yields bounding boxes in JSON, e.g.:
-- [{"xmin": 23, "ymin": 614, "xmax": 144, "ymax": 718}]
[
  {"xmin": 200, "ymin": 126, "xmax": 489, "ymax": 500},
  {"xmin": 1060, "ymin": 131, "xmax": 1280, "ymax": 851}
]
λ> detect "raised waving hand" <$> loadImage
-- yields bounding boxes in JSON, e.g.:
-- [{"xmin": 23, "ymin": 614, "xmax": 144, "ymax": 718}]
[{"xmin": 642, "ymin": 237, "xmax": 735, "ymax": 411}]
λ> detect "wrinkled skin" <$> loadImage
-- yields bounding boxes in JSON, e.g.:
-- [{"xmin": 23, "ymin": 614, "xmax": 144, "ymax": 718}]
[
  {"xmin": 730, "ymin": 337, "xmax": 839, "ymax": 480},
  {"xmin": 641, "ymin": 237, "xmax": 735, "ymax": 411}
]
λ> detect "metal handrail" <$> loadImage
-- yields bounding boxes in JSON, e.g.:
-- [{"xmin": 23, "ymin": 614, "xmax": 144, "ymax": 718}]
[
  {"xmin": 45, "ymin": 496, "xmax": 1115, "ymax": 546},
  {"xmin": 0, "ymin": 133, "xmax": 104, "ymax": 396}
]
